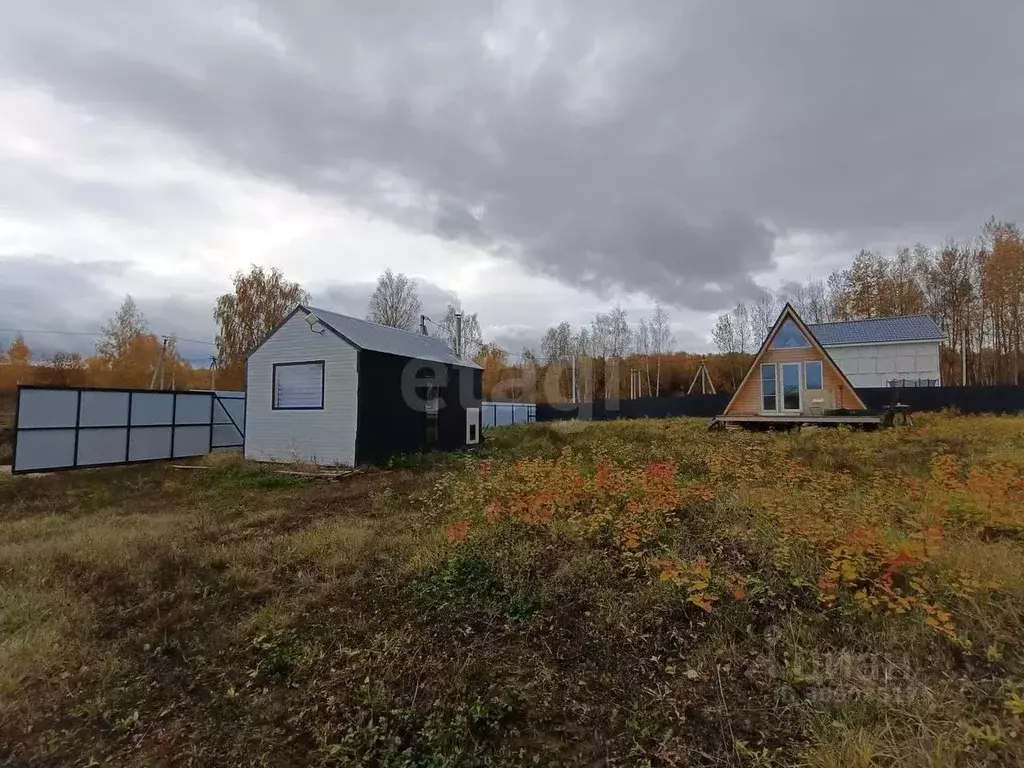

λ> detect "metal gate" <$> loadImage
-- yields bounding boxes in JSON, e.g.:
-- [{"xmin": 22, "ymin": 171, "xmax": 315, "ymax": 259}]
[{"xmin": 11, "ymin": 386, "xmax": 245, "ymax": 474}]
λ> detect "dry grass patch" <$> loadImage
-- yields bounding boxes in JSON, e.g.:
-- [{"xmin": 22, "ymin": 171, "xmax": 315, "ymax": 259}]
[{"xmin": 1, "ymin": 414, "xmax": 1023, "ymax": 766}]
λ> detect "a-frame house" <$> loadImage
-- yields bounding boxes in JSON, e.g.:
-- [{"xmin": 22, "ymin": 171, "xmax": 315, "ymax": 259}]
[{"xmin": 716, "ymin": 304, "xmax": 876, "ymax": 426}]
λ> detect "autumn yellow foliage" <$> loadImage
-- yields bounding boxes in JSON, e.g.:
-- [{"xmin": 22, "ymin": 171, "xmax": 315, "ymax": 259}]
[{"xmin": 448, "ymin": 414, "xmax": 1024, "ymax": 644}]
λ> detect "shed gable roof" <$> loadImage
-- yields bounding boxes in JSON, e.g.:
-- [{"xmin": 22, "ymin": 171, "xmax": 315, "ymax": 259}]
[
  {"xmin": 305, "ymin": 306, "xmax": 482, "ymax": 369},
  {"xmin": 722, "ymin": 303, "xmax": 866, "ymax": 416},
  {"xmin": 807, "ymin": 315, "xmax": 943, "ymax": 346}
]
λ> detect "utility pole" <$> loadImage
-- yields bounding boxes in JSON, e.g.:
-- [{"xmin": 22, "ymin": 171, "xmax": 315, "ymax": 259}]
[
  {"xmin": 210, "ymin": 355, "xmax": 217, "ymax": 391},
  {"xmin": 150, "ymin": 337, "xmax": 169, "ymax": 390},
  {"xmin": 420, "ymin": 315, "xmax": 428, "ymax": 336},
  {"xmin": 571, "ymin": 356, "xmax": 577, "ymax": 404},
  {"xmin": 159, "ymin": 337, "xmax": 168, "ymax": 390}
]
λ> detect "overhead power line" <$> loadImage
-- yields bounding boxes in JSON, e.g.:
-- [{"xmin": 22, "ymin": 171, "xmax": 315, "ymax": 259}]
[
  {"xmin": 0, "ymin": 328, "xmax": 217, "ymax": 346},
  {"xmin": 0, "ymin": 328, "xmax": 104, "ymax": 338}
]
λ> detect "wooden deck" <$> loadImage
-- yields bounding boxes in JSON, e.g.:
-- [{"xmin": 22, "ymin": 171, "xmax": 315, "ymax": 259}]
[{"xmin": 710, "ymin": 413, "xmax": 882, "ymax": 430}]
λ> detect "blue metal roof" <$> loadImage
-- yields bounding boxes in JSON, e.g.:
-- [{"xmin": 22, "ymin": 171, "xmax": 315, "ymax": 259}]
[
  {"xmin": 807, "ymin": 315, "xmax": 944, "ymax": 346},
  {"xmin": 305, "ymin": 306, "xmax": 482, "ymax": 369}
]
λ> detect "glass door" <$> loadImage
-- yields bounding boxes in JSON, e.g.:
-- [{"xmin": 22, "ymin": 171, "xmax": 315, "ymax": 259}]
[{"xmin": 780, "ymin": 362, "xmax": 801, "ymax": 411}]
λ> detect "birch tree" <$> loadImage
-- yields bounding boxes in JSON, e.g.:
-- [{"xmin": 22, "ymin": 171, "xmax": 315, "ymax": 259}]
[
  {"xmin": 97, "ymin": 295, "xmax": 148, "ymax": 363},
  {"xmin": 750, "ymin": 291, "xmax": 780, "ymax": 342},
  {"xmin": 366, "ymin": 269, "xmax": 422, "ymax": 330},
  {"xmin": 635, "ymin": 318, "xmax": 652, "ymax": 396},
  {"xmin": 730, "ymin": 303, "xmax": 751, "ymax": 354},
  {"xmin": 541, "ymin": 321, "xmax": 574, "ymax": 401},
  {"xmin": 215, "ymin": 266, "xmax": 309, "ymax": 389},
  {"xmin": 649, "ymin": 304, "xmax": 673, "ymax": 396}
]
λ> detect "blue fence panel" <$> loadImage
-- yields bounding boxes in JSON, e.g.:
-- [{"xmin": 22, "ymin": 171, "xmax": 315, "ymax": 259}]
[{"xmin": 13, "ymin": 386, "xmax": 246, "ymax": 474}]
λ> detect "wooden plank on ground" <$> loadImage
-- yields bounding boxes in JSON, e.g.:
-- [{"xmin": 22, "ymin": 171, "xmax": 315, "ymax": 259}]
[{"xmin": 274, "ymin": 468, "xmax": 364, "ymax": 479}]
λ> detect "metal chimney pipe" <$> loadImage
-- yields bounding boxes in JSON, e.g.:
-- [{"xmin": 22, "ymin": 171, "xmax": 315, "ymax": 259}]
[{"xmin": 454, "ymin": 310, "xmax": 464, "ymax": 358}]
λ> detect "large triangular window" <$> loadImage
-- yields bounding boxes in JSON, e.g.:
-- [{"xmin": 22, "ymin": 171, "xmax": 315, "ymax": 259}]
[{"xmin": 770, "ymin": 318, "xmax": 811, "ymax": 349}]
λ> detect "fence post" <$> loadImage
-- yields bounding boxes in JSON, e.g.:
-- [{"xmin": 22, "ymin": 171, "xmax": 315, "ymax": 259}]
[
  {"xmin": 125, "ymin": 391, "xmax": 133, "ymax": 462},
  {"xmin": 170, "ymin": 393, "xmax": 178, "ymax": 459},
  {"xmin": 71, "ymin": 390, "xmax": 82, "ymax": 468}
]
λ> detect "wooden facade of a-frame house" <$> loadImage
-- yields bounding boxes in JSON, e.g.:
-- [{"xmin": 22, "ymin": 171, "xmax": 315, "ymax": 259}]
[{"xmin": 711, "ymin": 304, "xmax": 881, "ymax": 429}]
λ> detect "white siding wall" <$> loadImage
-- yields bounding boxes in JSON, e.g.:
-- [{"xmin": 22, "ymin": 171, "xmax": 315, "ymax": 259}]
[
  {"xmin": 825, "ymin": 341, "xmax": 941, "ymax": 388},
  {"xmin": 245, "ymin": 312, "xmax": 359, "ymax": 465}
]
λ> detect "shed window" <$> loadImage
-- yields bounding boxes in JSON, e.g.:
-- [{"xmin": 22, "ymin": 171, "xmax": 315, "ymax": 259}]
[
  {"xmin": 805, "ymin": 361, "xmax": 823, "ymax": 390},
  {"xmin": 760, "ymin": 364, "xmax": 777, "ymax": 411},
  {"xmin": 770, "ymin": 319, "xmax": 811, "ymax": 349},
  {"xmin": 273, "ymin": 361, "xmax": 324, "ymax": 410}
]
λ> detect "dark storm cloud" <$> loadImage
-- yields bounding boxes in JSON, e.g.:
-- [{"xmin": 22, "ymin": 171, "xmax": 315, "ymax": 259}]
[{"xmin": 2, "ymin": 1, "xmax": 1022, "ymax": 311}]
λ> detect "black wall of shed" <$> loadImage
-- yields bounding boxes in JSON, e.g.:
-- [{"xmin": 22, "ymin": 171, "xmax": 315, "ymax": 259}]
[
  {"xmin": 438, "ymin": 364, "xmax": 483, "ymax": 452},
  {"xmin": 355, "ymin": 351, "xmax": 483, "ymax": 464}
]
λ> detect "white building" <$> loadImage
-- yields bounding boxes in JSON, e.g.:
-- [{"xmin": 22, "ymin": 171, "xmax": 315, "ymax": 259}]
[
  {"xmin": 244, "ymin": 306, "xmax": 482, "ymax": 466},
  {"xmin": 807, "ymin": 315, "xmax": 944, "ymax": 388}
]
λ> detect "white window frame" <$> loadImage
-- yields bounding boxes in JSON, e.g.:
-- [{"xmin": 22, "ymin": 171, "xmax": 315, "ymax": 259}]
[
  {"xmin": 779, "ymin": 362, "xmax": 802, "ymax": 412},
  {"xmin": 760, "ymin": 363, "xmax": 777, "ymax": 412},
  {"xmin": 272, "ymin": 360, "xmax": 325, "ymax": 410},
  {"xmin": 466, "ymin": 407, "xmax": 480, "ymax": 445}
]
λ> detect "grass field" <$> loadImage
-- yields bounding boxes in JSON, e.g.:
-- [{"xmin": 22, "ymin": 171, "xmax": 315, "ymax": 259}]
[{"xmin": 1, "ymin": 415, "xmax": 1023, "ymax": 766}]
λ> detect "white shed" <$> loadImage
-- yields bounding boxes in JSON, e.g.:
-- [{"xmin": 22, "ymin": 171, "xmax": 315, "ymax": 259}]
[
  {"xmin": 806, "ymin": 315, "xmax": 944, "ymax": 388},
  {"xmin": 244, "ymin": 305, "xmax": 482, "ymax": 466}
]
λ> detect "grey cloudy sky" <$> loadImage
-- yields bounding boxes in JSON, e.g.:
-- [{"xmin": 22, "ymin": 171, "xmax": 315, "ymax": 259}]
[{"xmin": 1, "ymin": 1, "xmax": 1021, "ymax": 360}]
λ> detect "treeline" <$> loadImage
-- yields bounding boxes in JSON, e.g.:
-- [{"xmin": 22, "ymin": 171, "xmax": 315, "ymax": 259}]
[
  {"xmin": 4, "ymin": 217, "xmax": 1022, "ymax": 403},
  {"xmin": 0, "ymin": 267, "xmax": 302, "ymax": 397},
  {"xmin": 0, "ymin": 265, "xmax": 512, "ymax": 399},
  {"xmin": 515, "ymin": 218, "xmax": 1024, "ymax": 401},
  {"xmin": 0, "ymin": 297, "xmax": 216, "ymax": 395},
  {"xmin": 507, "ymin": 305, "xmax": 744, "ymax": 403},
  {"xmin": 713, "ymin": 218, "xmax": 1024, "ymax": 387},
  {"xmin": 479, "ymin": 344, "xmax": 739, "ymax": 405}
]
